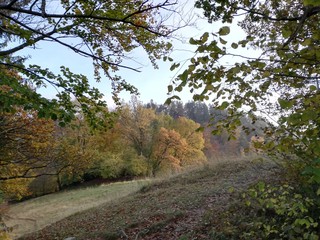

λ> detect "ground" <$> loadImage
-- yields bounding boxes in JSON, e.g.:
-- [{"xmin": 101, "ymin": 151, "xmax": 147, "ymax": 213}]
[{"xmin": 10, "ymin": 158, "xmax": 281, "ymax": 240}]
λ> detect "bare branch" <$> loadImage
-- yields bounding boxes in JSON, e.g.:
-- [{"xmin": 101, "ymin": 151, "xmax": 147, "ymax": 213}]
[
  {"xmin": 0, "ymin": 13, "xmax": 141, "ymax": 72},
  {"xmin": 237, "ymin": 7, "xmax": 301, "ymax": 21},
  {"xmin": 7, "ymin": 0, "xmax": 19, "ymax": 7},
  {"xmin": 0, "ymin": 24, "xmax": 56, "ymax": 56},
  {"xmin": 0, "ymin": 1, "xmax": 179, "ymax": 37},
  {"xmin": 283, "ymin": 6, "xmax": 320, "ymax": 47},
  {"xmin": 40, "ymin": 0, "xmax": 46, "ymax": 17},
  {"xmin": 29, "ymin": 0, "xmax": 39, "ymax": 11}
]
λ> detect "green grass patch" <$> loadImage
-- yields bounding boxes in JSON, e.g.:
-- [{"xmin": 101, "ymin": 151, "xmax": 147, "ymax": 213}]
[
  {"xmin": 18, "ymin": 158, "xmax": 280, "ymax": 240},
  {"xmin": 5, "ymin": 179, "xmax": 153, "ymax": 239}
]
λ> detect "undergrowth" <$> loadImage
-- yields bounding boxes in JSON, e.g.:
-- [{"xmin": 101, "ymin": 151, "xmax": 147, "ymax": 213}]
[{"xmin": 206, "ymin": 180, "xmax": 320, "ymax": 239}]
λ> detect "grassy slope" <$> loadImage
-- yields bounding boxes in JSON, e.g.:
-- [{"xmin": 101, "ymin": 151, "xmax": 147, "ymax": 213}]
[
  {"xmin": 17, "ymin": 159, "xmax": 281, "ymax": 240},
  {"xmin": 5, "ymin": 180, "xmax": 152, "ymax": 239}
]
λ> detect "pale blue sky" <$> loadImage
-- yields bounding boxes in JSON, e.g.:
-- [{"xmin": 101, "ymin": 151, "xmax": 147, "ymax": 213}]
[{"xmin": 18, "ymin": 1, "xmax": 249, "ymax": 108}]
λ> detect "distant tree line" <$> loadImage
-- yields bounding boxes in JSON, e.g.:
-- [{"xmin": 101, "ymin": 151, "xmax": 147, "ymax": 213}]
[
  {"xmin": 0, "ymin": 98, "xmax": 206, "ymax": 200},
  {"xmin": 145, "ymin": 100, "xmax": 267, "ymax": 159},
  {"xmin": 0, "ymin": 95, "xmax": 267, "ymax": 201}
]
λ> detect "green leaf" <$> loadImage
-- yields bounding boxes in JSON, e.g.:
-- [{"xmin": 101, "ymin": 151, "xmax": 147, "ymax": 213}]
[
  {"xmin": 189, "ymin": 37, "xmax": 198, "ymax": 45},
  {"xmin": 59, "ymin": 121, "xmax": 66, "ymax": 127},
  {"xmin": 310, "ymin": 85, "xmax": 317, "ymax": 91},
  {"xmin": 167, "ymin": 85, "xmax": 173, "ymax": 92},
  {"xmin": 301, "ymin": 38, "xmax": 312, "ymax": 46},
  {"xmin": 219, "ymin": 37, "xmax": 227, "ymax": 44},
  {"xmin": 262, "ymin": 71, "xmax": 271, "ymax": 78},
  {"xmin": 278, "ymin": 98, "xmax": 294, "ymax": 109},
  {"xmin": 180, "ymin": 70, "xmax": 188, "ymax": 82},
  {"xmin": 303, "ymin": 0, "xmax": 320, "ymax": 6},
  {"xmin": 170, "ymin": 63, "xmax": 180, "ymax": 71},
  {"xmin": 196, "ymin": 126, "xmax": 204, "ymax": 132},
  {"xmin": 218, "ymin": 26, "xmax": 230, "ymax": 36},
  {"xmin": 220, "ymin": 101, "xmax": 229, "ymax": 110},
  {"xmin": 282, "ymin": 29, "xmax": 292, "ymax": 38},
  {"xmin": 175, "ymin": 85, "xmax": 183, "ymax": 92},
  {"xmin": 301, "ymin": 110, "xmax": 318, "ymax": 121},
  {"xmin": 51, "ymin": 113, "xmax": 58, "ymax": 121},
  {"xmin": 287, "ymin": 113, "xmax": 301, "ymax": 125},
  {"xmin": 200, "ymin": 32, "xmax": 209, "ymax": 43},
  {"xmin": 228, "ymin": 187, "xmax": 235, "ymax": 193},
  {"xmin": 231, "ymin": 43, "xmax": 238, "ymax": 49},
  {"xmin": 257, "ymin": 181, "xmax": 265, "ymax": 192}
]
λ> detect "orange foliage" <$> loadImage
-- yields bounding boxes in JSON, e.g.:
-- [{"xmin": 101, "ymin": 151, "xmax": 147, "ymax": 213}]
[
  {"xmin": 151, "ymin": 128, "xmax": 188, "ymax": 174},
  {"xmin": 0, "ymin": 109, "xmax": 55, "ymax": 199}
]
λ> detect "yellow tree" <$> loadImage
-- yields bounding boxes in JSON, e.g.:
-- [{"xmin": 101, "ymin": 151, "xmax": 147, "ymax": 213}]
[
  {"xmin": 151, "ymin": 127, "xmax": 188, "ymax": 175},
  {"xmin": 172, "ymin": 117, "xmax": 207, "ymax": 166},
  {"xmin": 0, "ymin": 110, "xmax": 55, "ymax": 200},
  {"xmin": 50, "ymin": 116, "xmax": 102, "ymax": 189},
  {"xmin": 119, "ymin": 98, "xmax": 157, "ymax": 157}
]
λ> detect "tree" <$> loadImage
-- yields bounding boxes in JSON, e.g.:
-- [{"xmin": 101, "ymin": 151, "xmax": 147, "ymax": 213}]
[
  {"xmin": 170, "ymin": 117, "xmax": 207, "ymax": 166},
  {"xmin": 118, "ymin": 100, "xmax": 207, "ymax": 175},
  {"xmin": 168, "ymin": 0, "xmax": 320, "ymax": 171},
  {"xmin": 184, "ymin": 101, "xmax": 210, "ymax": 124},
  {"xmin": 0, "ymin": 0, "xmax": 182, "ymax": 126},
  {"xmin": 168, "ymin": 100, "xmax": 185, "ymax": 119},
  {"xmin": 119, "ymin": 97, "xmax": 157, "ymax": 157},
  {"xmin": 0, "ymin": 109, "xmax": 55, "ymax": 199},
  {"xmin": 151, "ymin": 127, "xmax": 187, "ymax": 175},
  {"xmin": 50, "ymin": 119, "xmax": 98, "ymax": 189}
]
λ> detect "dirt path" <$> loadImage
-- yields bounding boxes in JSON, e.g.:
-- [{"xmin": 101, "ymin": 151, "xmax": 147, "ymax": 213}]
[
  {"xmin": 4, "ymin": 180, "xmax": 152, "ymax": 239},
  {"xmin": 18, "ymin": 160, "xmax": 281, "ymax": 240}
]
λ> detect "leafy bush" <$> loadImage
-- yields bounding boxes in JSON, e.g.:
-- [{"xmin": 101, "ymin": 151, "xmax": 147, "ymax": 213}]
[
  {"xmin": 100, "ymin": 153, "xmax": 126, "ymax": 179},
  {"xmin": 125, "ymin": 156, "xmax": 149, "ymax": 177},
  {"xmin": 0, "ymin": 179, "xmax": 32, "ymax": 201},
  {"xmin": 222, "ymin": 182, "xmax": 320, "ymax": 239}
]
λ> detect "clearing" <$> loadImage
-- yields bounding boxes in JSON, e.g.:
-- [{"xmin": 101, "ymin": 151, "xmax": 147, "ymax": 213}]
[
  {"xmin": 4, "ymin": 179, "xmax": 152, "ymax": 239},
  {"xmin": 7, "ymin": 158, "xmax": 281, "ymax": 240}
]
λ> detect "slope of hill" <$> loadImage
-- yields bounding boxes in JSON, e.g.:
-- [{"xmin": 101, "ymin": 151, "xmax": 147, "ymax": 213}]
[
  {"xmin": 18, "ymin": 159, "xmax": 280, "ymax": 240},
  {"xmin": 5, "ymin": 180, "xmax": 153, "ymax": 239}
]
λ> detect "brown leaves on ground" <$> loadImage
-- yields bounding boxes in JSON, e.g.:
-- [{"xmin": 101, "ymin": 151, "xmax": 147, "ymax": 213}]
[{"xmin": 20, "ymin": 159, "xmax": 281, "ymax": 240}]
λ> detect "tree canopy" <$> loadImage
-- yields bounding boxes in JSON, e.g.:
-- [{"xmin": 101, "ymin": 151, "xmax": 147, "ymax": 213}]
[
  {"xmin": 0, "ymin": 0, "xmax": 180, "ymax": 127},
  {"xmin": 169, "ymin": 0, "xmax": 320, "ymax": 171}
]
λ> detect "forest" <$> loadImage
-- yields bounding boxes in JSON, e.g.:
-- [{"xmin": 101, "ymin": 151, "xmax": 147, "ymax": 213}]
[
  {"xmin": 0, "ymin": 96, "xmax": 264, "ymax": 201},
  {"xmin": 1, "ymin": 0, "xmax": 320, "ymax": 239}
]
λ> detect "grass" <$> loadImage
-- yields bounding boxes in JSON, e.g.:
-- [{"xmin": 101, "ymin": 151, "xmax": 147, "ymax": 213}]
[
  {"xmin": 8, "ymin": 158, "xmax": 281, "ymax": 240},
  {"xmin": 4, "ymin": 179, "xmax": 153, "ymax": 239}
]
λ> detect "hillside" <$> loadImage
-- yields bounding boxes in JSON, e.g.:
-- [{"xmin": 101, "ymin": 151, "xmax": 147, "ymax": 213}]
[{"xmin": 14, "ymin": 159, "xmax": 281, "ymax": 240}]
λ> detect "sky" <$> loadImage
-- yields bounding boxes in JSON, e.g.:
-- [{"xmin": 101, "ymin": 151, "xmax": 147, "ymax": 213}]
[{"xmin": 18, "ymin": 0, "xmax": 248, "ymax": 108}]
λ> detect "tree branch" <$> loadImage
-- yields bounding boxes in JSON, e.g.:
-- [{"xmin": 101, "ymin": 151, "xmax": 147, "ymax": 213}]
[
  {"xmin": 0, "ymin": 24, "xmax": 57, "ymax": 56},
  {"xmin": 7, "ymin": 0, "xmax": 19, "ymax": 8},
  {"xmin": 283, "ymin": 6, "xmax": 320, "ymax": 47},
  {"xmin": 237, "ymin": 7, "xmax": 301, "ymax": 21},
  {"xmin": 0, "ymin": 1, "xmax": 177, "ymax": 36},
  {"xmin": 0, "ymin": 13, "xmax": 141, "ymax": 72}
]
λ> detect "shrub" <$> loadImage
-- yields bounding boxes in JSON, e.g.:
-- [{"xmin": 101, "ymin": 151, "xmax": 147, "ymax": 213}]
[
  {"xmin": 0, "ymin": 179, "xmax": 32, "ymax": 201},
  {"xmin": 221, "ymin": 182, "xmax": 320, "ymax": 239},
  {"xmin": 125, "ymin": 156, "xmax": 149, "ymax": 177},
  {"xmin": 100, "ymin": 153, "xmax": 126, "ymax": 179}
]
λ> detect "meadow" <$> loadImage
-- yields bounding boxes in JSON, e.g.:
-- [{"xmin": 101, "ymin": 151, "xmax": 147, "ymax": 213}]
[
  {"xmin": 4, "ymin": 179, "xmax": 153, "ymax": 239},
  {"xmin": 8, "ymin": 158, "xmax": 280, "ymax": 240}
]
